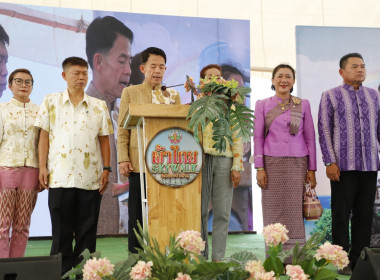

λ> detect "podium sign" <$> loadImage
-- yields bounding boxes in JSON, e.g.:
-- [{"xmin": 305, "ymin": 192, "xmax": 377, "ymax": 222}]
[
  {"xmin": 122, "ymin": 104, "xmax": 202, "ymax": 250},
  {"xmin": 145, "ymin": 128, "xmax": 203, "ymax": 187}
]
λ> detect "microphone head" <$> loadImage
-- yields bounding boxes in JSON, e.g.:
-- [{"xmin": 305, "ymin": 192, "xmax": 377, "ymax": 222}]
[{"xmin": 161, "ymin": 85, "xmax": 167, "ymax": 91}]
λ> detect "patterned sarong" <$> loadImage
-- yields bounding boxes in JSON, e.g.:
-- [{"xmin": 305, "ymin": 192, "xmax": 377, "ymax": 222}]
[{"xmin": 262, "ymin": 156, "xmax": 307, "ymax": 250}]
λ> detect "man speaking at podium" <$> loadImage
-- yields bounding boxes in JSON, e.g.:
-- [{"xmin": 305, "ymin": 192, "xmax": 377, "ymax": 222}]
[{"xmin": 117, "ymin": 47, "xmax": 181, "ymax": 254}]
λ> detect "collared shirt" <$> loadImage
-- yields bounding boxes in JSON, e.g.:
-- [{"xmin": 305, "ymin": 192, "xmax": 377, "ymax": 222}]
[
  {"xmin": 117, "ymin": 81, "xmax": 181, "ymax": 172},
  {"xmin": 253, "ymin": 96, "xmax": 317, "ymax": 170},
  {"xmin": 0, "ymin": 98, "xmax": 39, "ymax": 167},
  {"xmin": 202, "ymin": 108, "xmax": 244, "ymax": 172},
  {"xmin": 152, "ymin": 87, "xmax": 179, "ymax": 104},
  {"xmin": 318, "ymin": 83, "xmax": 380, "ymax": 171},
  {"xmin": 35, "ymin": 90, "xmax": 113, "ymax": 189}
]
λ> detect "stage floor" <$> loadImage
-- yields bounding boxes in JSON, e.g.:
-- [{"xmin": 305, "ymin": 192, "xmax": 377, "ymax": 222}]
[{"xmin": 25, "ymin": 234, "xmax": 350, "ymax": 279}]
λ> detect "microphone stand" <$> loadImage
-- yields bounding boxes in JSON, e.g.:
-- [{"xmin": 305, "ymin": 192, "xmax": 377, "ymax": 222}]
[
  {"xmin": 161, "ymin": 83, "xmax": 195, "ymax": 104},
  {"xmin": 161, "ymin": 83, "xmax": 184, "ymax": 91}
]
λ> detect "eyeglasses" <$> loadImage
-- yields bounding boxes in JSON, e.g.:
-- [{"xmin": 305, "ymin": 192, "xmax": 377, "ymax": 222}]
[{"xmin": 13, "ymin": 78, "xmax": 33, "ymax": 87}]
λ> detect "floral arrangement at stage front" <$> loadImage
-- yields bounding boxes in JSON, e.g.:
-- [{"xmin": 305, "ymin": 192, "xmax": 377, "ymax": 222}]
[
  {"xmin": 64, "ymin": 223, "xmax": 349, "ymax": 280},
  {"xmin": 63, "ymin": 223, "xmax": 255, "ymax": 280},
  {"xmin": 185, "ymin": 75, "xmax": 254, "ymax": 152},
  {"xmin": 258, "ymin": 223, "xmax": 349, "ymax": 280}
]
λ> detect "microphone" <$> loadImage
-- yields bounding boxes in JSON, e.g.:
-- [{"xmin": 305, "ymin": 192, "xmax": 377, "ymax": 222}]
[{"xmin": 161, "ymin": 83, "xmax": 184, "ymax": 91}]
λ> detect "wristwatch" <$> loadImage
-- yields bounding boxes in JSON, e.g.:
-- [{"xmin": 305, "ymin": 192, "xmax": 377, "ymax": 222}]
[
  {"xmin": 325, "ymin": 163, "xmax": 333, "ymax": 166},
  {"xmin": 103, "ymin": 166, "xmax": 112, "ymax": 172}
]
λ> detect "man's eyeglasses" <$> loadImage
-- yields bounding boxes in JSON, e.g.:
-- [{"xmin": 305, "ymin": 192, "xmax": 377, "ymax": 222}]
[{"xmin": 13, "ymin": 78, "xmax": 33, "ymax": 87}]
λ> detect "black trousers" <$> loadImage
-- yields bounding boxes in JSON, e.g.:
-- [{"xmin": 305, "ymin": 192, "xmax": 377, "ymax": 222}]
[
  {"xmin": 331, "ymin": 171, "xmax": 377, "ymax": 268},
  {"xmin": 48, "ymin": 188, "xmax": 102, "ymax": 275},
  {"xmin": 128, "ymin": 172, "xmax": 144, "ymax": 254}
]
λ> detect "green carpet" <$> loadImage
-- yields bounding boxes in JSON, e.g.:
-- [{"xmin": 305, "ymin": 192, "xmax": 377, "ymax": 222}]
[{"xmin": 25, "ymin": 234, "xmax": 350, "ymax": 279}]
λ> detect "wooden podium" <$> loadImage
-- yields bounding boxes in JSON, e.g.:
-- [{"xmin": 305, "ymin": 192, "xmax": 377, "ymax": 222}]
[{"xmin": 122, "ymin": 103, "xmax": 202, "ymax": 250}]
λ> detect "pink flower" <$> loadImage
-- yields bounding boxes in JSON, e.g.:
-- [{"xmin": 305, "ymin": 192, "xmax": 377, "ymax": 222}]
[
  {"xmin": 314, "ymin": 242, "xmax": 349, "ymax": 269},
  {"xmin": 175, "ymin": 272, "xmax": 192, "ymax": 280},
  {"xmin": 252, "ymin": 271, "xmax": 276, "ymax": 280},
  {"xmin": 82, "ymin": 257, "xmax": 114, "ymax": 280},
  {"xmin": 262, "ymin": 223, "xmax": 289, "ymax": 247},
  {"xmin": 245, "ymin": 260, "xmax": 276, "ymax": 280},
  {"xmin": 129, "ymin": 260, "xmax": 153, "ymax": 280},
  {"xmin": 245, "ymin": 260, "xmax": 265, "ymax": 277},
  {"xmin": 286, "ymin": 265, "xmax": 309, "ymax": 280},
  {"xmin": 176, "ymin": 230, "xmax": 205, "ymax": 255}
]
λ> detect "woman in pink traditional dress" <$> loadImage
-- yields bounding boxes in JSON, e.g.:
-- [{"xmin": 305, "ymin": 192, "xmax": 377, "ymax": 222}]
[
  {"xmin": 0, "ymin": 69, "xmax": 40, "ymax": 258},
  {"xmin": 253, "ymin": 64, "xmax": 317, "ymax": 251}
]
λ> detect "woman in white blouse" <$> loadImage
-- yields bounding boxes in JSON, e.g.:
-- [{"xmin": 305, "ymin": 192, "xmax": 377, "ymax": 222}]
[{"xmin": 0, "ymin": 69, "xmax": 40, "ymax": 258}]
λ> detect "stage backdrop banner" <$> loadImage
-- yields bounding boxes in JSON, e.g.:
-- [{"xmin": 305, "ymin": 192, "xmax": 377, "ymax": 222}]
[
  {"xmin": 296, "ymin": 26, "xmax": 380, "ymax": 245},
  {"xmin": 0, "ymin": 2, "xmax": 252, "ymax": 236}
]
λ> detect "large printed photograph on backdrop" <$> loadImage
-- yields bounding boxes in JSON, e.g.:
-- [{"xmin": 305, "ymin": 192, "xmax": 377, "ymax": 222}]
[
  {"xmin": 0, "ymin": 2, "xmax": 252, "ymax": 236},
  {"xmin": 296, "ymin": 26, "xmax": 380, "ymax": 246}
]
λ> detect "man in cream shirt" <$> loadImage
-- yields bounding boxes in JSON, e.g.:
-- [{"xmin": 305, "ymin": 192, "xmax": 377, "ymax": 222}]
[
  {"xmin": 36, "ymin": 57, "xmax": 113, "ymax": 277},
  {"xmin": 117, "ymin": 47, "xmax": 181, "ymax": 254}
]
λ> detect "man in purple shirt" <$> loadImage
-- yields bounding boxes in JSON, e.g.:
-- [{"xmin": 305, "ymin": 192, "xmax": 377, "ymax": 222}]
[{"xmin": 318, "ymin": 53, "xmax": 379, "ymax": 275}]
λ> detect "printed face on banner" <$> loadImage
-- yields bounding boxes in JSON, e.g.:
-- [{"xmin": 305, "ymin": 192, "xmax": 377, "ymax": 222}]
[
  {"xmin": 145, "ymin": 128, "xmax": 203, "ymax": 187},
  {"xmin": 97, "ymin": 35, "xmax": 132, "ymax": 98},
  {"xmin": 227, "ymin": 73, "xmax": 244, "ymax": 87},
  {"xmin": 0, "ymin": 42, "xmax": 8, "ymax": 97}
]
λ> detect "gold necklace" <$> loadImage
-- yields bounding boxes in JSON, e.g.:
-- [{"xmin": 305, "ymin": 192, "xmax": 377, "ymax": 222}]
[{"xmin": 275, "ymin": 96, "xmax": 290, "ymax": 111}]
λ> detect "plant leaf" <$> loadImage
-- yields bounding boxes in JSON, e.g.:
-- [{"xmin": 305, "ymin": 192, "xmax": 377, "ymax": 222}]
[
  {"xmin": 314, "ymin": 267, "xmax": 339, "ymax": 280},
  {"xmin": 187, "ymin": 94, "xmax": 227, "ymax": 143},
  {"xmin": 112, "ymin": 254, "xmax": 139, "ymax": 279},
  {"xmin": 277, "ymin": 248, "xmax": 293, "ymax": 263},
  {"xmin": 226, "ymin": 250, "xmax": 257, "ymax": 264},
  {"xmin": 263, "ymin": 256, "xmax": 284, "ymax": 277},
  {"xmin": 300, "ymin": 258, "xmax": 315, "ymax": 277},
  {"xmin": 216, "ymin": 269, "xmax": 250, "ymax": 280},
  {"xmin": 229, "ymin": 103, "xmax": 255, "ymax": 143},
  {"xmin": 192, "ymin": 261, "xmax": 236, "ymax": 278},
  {"xmin": 211, "ymin": 118, "xmax": 233, "ymax": 152}
]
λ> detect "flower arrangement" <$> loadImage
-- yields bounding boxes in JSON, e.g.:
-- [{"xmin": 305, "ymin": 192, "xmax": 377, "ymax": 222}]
[
  {"xmin": 82, "ymin": 257, "xmax": 114, "ymax": 280},
  {"xmin": 129, "ymin": 260, "xmax": 153, "ymax": 280},
  {"xmin": 175, "ymin": 272, "xmax": 192, "ymax": 280},
  {"xmin": 64, "ymin": 223, "xmax": 348, "ymax": 280},
  {"xmin": 285, "ymin": 265, "xmax": 309, "ymax": 280},
  {"xmin": 63, "ymin": 222, "xmax": 254, "ymax": 280},
  {"xmin": 245, "ymin": 260, "xmax": 276, "ymax": 280},
  {"xmin": 262, "ymin": 223, "xmax": 289, "ymax": 247},
  {"xmin": 260, "ymin": 223, "xmax": 349, "ymax": 280},
  {"xmin": 261, "ymin": 223, "xmax": 289, "ymax": 278},
  {"xmin": 175, "ymin": 230, "xmax": 205, "ymax": 256},
  {"xmin": 314, "ymin": 242, "xmax": 350, "ymax": 270},
  {"xmin": 185, "ymin": 75, "xmax": 254, "ymax": 152}
]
